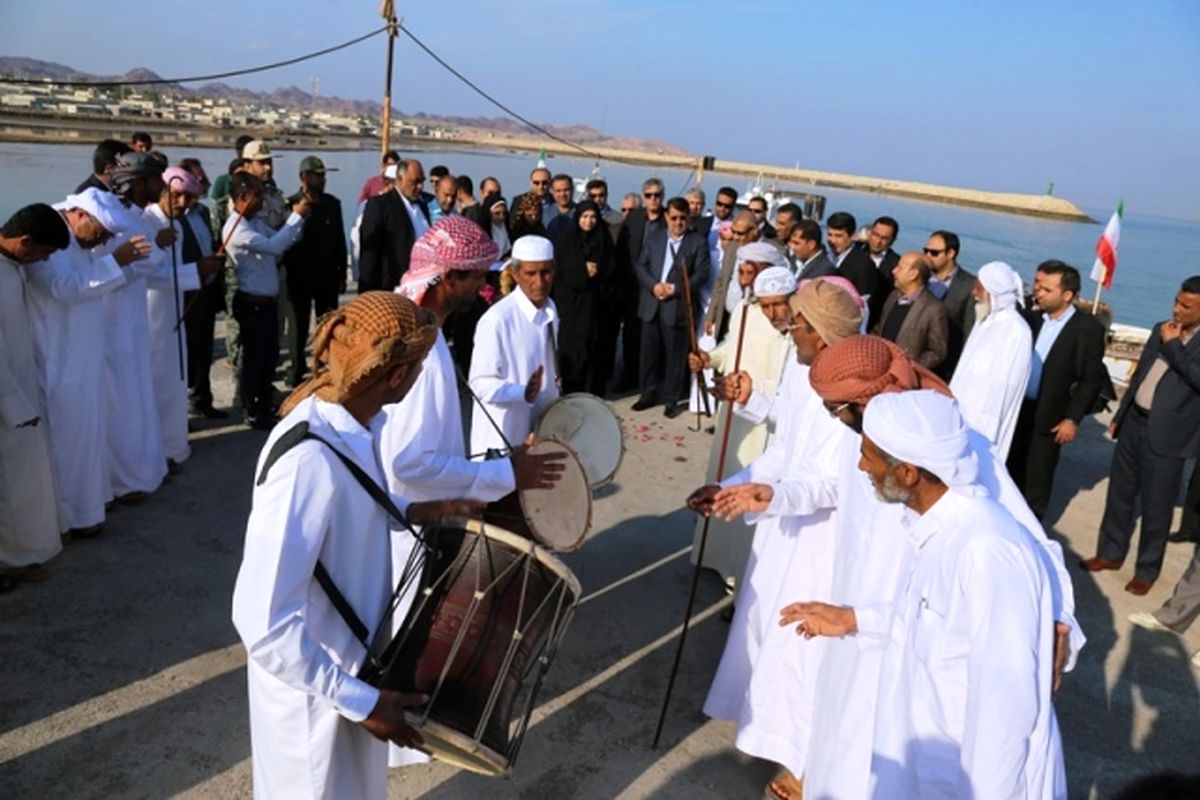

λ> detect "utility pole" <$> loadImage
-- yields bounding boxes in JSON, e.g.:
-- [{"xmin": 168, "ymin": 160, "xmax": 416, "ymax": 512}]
[{"xmin": 380, "ymin": 0, "xmax": 398, "ymax": 154}]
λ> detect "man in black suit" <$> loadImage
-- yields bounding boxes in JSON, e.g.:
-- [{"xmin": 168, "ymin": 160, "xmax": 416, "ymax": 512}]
[
  {"xmin": 1007, "ymin": 261, "xmax": 1109, "ymax": 521},
  {"xmin": 686, "ymin": 188, "xmax": 712, "ymax": 239},
  {"xmin": 789, "ymin": 219, "xmax": 836, "ymax": 280},
  {"xmin": 864, "ymin": 215, "xmax": 901, "ymax": 324},
  {"xmin": 615, "ymin": 178, "xmax": 666, "ymax": 390},
  {"xmin": 924, "ymin": 230, "xmax": 976, "ymax": 379},
  {"xmin": 773, "ymin": 202, "xmax": 803, "ymax": 271},
  {"xmin": 1084, "ymin": 276, "xmax": 1200, "ymax": 594},
  {"xmin": 358, "ymin": 159, "xmax": 429, "ymax": 292},
  {"xmin": 632, "ymin": 197, "xmax": 711, "ymax": 417},
  {"xmin": 747, "ymin": 195, "xmax": 777, "ymax": 240},
  {"xmin": 828, "ymin": 211, "xmax": 880, "ymax": 323}
]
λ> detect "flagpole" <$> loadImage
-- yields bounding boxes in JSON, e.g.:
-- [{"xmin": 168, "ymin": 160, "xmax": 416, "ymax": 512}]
[
  {"xmin": 380, "ymin": 1, "xmax": 398, "ymax": 155},
  {"xmin": 1090, "ymin": 278, "xmax": 1103, "ymax": 315}
]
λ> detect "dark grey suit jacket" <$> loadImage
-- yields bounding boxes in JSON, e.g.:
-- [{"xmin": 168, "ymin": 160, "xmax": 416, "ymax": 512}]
[
  {"xmin": 1113, "ymin": 322, "xmax": 1200, "ymax": 457},
  {"xmin": 635, "ymin": 229, "xmax": 711, "ymax": 327},
  {"xmin": 798, "ymin": 251, "xmax": 836, "ymax": 280},
  {"xmin": 874, "ymin": 287, "xmax": 950, "ymax": 370},
  {"xmin": 937, "ymin": 265, "xmax": 977, "ymax": 377}
]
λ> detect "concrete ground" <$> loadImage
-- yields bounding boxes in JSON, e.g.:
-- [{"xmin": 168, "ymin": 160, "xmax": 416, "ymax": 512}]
[{"xmin": 1, "ymin": 320, "xmax": 1197, "ymax": 799}]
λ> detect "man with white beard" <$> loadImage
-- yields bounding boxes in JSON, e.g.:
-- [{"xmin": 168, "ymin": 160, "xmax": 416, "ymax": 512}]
[
  {"xmin": 787, "ymin": 390, "xmax": 1063, "ymax": 798},
  {"xmin": 105, "ymin": 152, "xmax": 172, "ymax": 500},
  {"xmin": 24, "ymin": 189, "xmax": 152, "ymax": 537},
  {"xmin": 950, "ymin": 261, "xmax": 1032, "ymax": 459},
  {"xmin": 687, "ymin": 276, "xmax": 864, "ymax": 800}
]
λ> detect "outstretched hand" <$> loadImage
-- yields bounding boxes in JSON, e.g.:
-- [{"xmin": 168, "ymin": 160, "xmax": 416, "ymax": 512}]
[
  {"xmin": 711, "ymin": 483, "xmax": 774, "ymax": 520},
  {"xmin": 778, "ymin": 602, "xmax": 858, "ymax": 639}
]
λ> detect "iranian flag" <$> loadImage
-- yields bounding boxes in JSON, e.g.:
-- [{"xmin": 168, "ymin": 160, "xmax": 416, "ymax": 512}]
[{"xmin": 1090, "ymin": 200, "xmax": 1123, "ymax": 289}]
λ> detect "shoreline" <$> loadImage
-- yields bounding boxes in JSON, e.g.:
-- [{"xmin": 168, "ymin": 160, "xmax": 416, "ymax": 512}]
[{"xmin": 0, "ymin": 111, "xmax": 1092, "ymax": 223}]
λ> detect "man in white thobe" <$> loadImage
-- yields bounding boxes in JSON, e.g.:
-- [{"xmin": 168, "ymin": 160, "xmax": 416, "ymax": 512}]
[
  {"xmin": 689, "ymin": 277, "xmax": 864, "ymax": 797},
  {"xmin": 950, "ymin": 260, "xmax": 1032, "ymax": 460},
  {"xmin": 232, "ymin": 291, "xmax": 475, "ymax": 800},
  {"xmin": 688, "ymin": 256, "xmax": 794, "ymax": 588},
  {"xmin": 784, "ymin": 335, "xmax": 1081, "ymax": 800},
  {"xmin": 24, "ymin": 189, "xmax": 152, "ymax": 536},
  {"xmin": 105, "ymin": 152, "xmax": 171, "ymax": 499},
  {"xmin": 0, "ymin": 204, "xmax": 71, "ymax": 582},
  {"xmin": 144, "ymin": 167, "xmax": 218, "ymax": 466},
  {"xmin": 468, "ymin": 235, "xmax": 560, "ymax": 457},
  {"xmin": 837, "ymin": 390, "xmax": 1062, "ymax": 797}
]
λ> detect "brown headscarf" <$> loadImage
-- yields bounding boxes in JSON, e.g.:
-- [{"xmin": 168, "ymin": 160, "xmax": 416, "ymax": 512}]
[
  {"xmin": 808, "ymin": 334, "xmax": 951, "ymax": 405},
  {"xmin": 791, "ymin": 277, "xmax": 864, "ymax": 346},
  {"xmin": 279, "ymin": 291, "xmax": 438, "ymax": 416}
]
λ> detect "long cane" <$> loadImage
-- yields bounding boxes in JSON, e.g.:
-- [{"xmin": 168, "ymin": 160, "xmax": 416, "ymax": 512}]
[
  {"xmin": 174, "ymin": 199, "xmax": 246, "ymax": 333},
  {"xmin": 678, "ymin": 258, "xmax": 712, "ymax": 432},
  {"xmin": 166, "ymin": 178, "xmax": 184, "ymax": 380},
  {"xmin": 651, "ymin": 298, "xmax": 750, "ymax": 748}
]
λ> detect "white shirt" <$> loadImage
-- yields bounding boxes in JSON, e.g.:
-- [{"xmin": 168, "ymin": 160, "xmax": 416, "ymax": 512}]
[
  {"xmin": 832, "ymin": 246, "xmax": 850, "ymax": 267},
  {"xmin": 223, "ymin": 211, "xmax": 305, "ymax": 297},
  {"xmin": 232, "ymin": 397, "xmax": 408, "ymax": 800},
  {"xmin": 951, "ymin": 305, "xmax": 1033, "ymax": 460},
  {"xmin": 870, "ymin": 489, "xmax": 1064, "ymax": 799},
  {"xmin": 1026, "ymin": 304, "xmax": 1075, "ymax": 400},
  {"xmin": 400, "ymin": 193, "xmax": 429, "ymax": 239},
  {"xmin": 660, "ymin": 235, "xmax": 684, "ymax": 282},
  {"xmin": 468, "ymin": 287, "xmax": 560, "ymax": 457}
]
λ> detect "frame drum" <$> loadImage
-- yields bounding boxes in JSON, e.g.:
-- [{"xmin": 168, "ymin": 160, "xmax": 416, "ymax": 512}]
[
  {"xmin": 536, "ymin": 393, "xmax": 624, "ymax": 489},
  {"xmin": 485, "ymin": 438, "xmax": 592, "ymax": 553}
]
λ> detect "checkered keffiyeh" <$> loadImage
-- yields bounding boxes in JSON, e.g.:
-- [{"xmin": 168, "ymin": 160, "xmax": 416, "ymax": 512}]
[
  {"xmin": 279, "ymin": 291, "xmax": 438, "ymax": 415},
  {"xmin": 808, "ymin": 334, "xmax": 951, "ymax": 405},
  {"xmin": 397, "ymin": 216, "xmax": 499, "ymax": 305}
]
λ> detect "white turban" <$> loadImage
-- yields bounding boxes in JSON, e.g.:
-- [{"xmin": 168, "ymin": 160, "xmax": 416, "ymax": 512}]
[
  {"xmin": 737, "ymin": 241, "xmax": 787, "ymax": 269},
  {"xmin": 754, "ymin": 266, "xmax": 797, "ymax": 298},
  {"xmin": 862, "ymin": 389, "xmax": 979, "ymax": 490},
  {"xmin": 977, "ymin": 260, "xmax": 1024, "ymax": 312},
  {"xmin": 56, "ymin": 187, "xmax": 126, "ymax": 234},
  {"xmin": 511, "ymin": 235, "xmax": 554, "ymax": 262}
]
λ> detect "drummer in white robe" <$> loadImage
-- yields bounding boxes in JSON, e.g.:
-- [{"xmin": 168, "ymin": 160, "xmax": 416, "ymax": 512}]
[
  {"xmin": 143, "ymin": 166, "xmax": 223, "ymax": 467},
  {"xmin": 381, "ymin": 216, "xmax": 565, "ymax": 767},
  {"xmin": 812, "ymin": 390, "xmax": 1063, "ymax": 797},
  {"xmin": 950, "ymin": 260, "xmax": 1032, "ymax": 460},
  {"xmin": 468, "ymin": 235, "xmax": 560, "ymax": 458},
  {"xmin": 689, "ymin": 276, "xmax": 864, "ymax": 798},
  {"xmin": 781, "ymin": 335, "xmax": 1080, "ymax": 800},
  {"xmin": 24, "ymin": 189, "xmax": 152, "ymax": 536},
  {"xmin": 0, "ymin": 204, "xmax": 71, "ymax": 586},
  {"xmin": 232, "ymin": 291, "xmax": 481, "ymax": 800},
  {"xmin": 687, "ymin": 250, "xmax": 793, "ymax": 590},
  {"xmin": 105, "ymin": 152, "xmax": 171, "ymax": 500}
]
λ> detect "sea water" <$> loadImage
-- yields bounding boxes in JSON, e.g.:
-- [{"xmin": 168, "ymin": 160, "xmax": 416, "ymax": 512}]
[{"xmin": 2, "ymin": 141, "xmax": 1194, "ymax": 329}]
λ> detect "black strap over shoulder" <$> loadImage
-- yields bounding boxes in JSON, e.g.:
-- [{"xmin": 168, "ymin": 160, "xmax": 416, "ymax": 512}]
[{"xmin": 255, "ymin": 420, "xmax": 414, "ymax": 659}]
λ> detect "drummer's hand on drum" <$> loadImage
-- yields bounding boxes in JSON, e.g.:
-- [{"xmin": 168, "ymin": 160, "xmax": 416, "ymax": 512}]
[
  {"xmin": 711, "ymin": 482, "xmax": 774, "ymax": 520},
  {"xmin": 511, "ymin": 434, "xmax": 567, "ymax": 490},
  {"xmin": 408, "ymin": 499, "xmax": 487, "ymax": 525},
  {"xmin": 524, "ymin": 365, "xmax": 544, "ymax": 404},
  {"xmin": 362, "ymin": 689, "xmax": 429, "ymax": 750},
  {"xmin": 686, "ymin": 483, "xmax": 722, "ymax": 516},
  {"xmin": 687, "ymin": 350, "xmax": 711, "ymax": 373}
]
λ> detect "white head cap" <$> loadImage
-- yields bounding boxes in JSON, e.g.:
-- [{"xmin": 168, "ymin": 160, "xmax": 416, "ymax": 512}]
[
  {"xmin": 754, "ymin": 266, "xmax": 797, "ymax": 298},
  {"xmin": 57, "ymin": 187, "xmax": 126, "ymax": 234},
  {"xmin": 863, "ymin": 389, "xmax": 979, "ymax": 491},
  {"xmin": 977, "ymin": 260, "xmax": 1024, "ymax": 312},
  {"xmin": 511, "ymin": 235, "xmax": 554, "ymax": 262}
]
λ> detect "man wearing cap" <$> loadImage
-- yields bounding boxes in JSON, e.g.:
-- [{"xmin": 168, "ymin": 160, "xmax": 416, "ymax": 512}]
[
  {"xmin": 105, "ymin": 152, "xmax": 174, "ymax": 501},
  {"xmin": 232, "ymin": 291, "xmax": 481, "ymax": 800},
  {"xmin": 688, "ymin": 276, "xmax": 863, "ymax": 800},
  {"xmin": 24, "ymin": 188, "xmax": 152, "ymax": 538},
  {"xmin": 144, "ymin": 167, "xmax": 223, "ymax": 468},
  {"xmin": 0, "ymin": 204, "xmax": 72, "ymax": 589},
  {"xmin": 633, "ymin": 197, "xmax": 711, "ymax": 418},
  {"xmin": 283, "ymin": 155, "xmax": 347, "ymax": 388},
  {"xmin": 686, "ymin": 255, "xmax": 792, "ymax": 588},
  {"xmin": 785, "ymin": 390, "xmax": 1062, "ymax": 798},
  {"xmin": 468, "ymin": 235, "xmax": 560, "ymax": 457},
  {"xmin": 359, "ymin": 159, "xmax": 431, "ymax": 293},
  {"xmin": 950, "ymin": 261, "xmax": 1032, "ymax": 460}
]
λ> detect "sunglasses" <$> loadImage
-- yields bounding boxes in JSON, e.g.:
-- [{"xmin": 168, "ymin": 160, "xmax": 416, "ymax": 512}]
[
  {"xmin": 923, "ymin": 248, "xmax": 946, "ymax": 256},
  {"xmin": 589, "ymin": 192, "xmax": 605, "ymax": 199},
  {"xmin": 532, "ymin": 180, "xmax": 549, "ymax": 186},
  {"xmin": 644, "ymin": 191, "xmax": 663, "ymax": 199},
  {"xmin": 715, "ymin": 200, "xmax": 733, "ymax": 209}
]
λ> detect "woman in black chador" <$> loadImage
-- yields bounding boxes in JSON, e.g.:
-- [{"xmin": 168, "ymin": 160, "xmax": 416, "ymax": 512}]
[{"xmin": 553, "ymin": 200, "xmax": 615, "ymax": 395}]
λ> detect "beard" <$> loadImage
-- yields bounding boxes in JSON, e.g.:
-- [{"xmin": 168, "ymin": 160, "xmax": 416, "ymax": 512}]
[
  {"xmin": 974, "ymin": 298, "xmax": 991, "ymax": 321},
  {"xmin": 874, "ymin": 472, "xmax": 912, "ymax": 504}
]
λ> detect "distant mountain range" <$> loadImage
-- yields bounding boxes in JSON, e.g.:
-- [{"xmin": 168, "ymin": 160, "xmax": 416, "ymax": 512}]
[{"xmin": 0, "ymin": 56, "xmax": 685, "ymax": 154}]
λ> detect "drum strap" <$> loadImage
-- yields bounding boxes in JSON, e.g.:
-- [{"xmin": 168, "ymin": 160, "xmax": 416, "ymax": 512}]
[{"xmin": 256, "ymin": 421, "xmax": 417, "ymax": 661}]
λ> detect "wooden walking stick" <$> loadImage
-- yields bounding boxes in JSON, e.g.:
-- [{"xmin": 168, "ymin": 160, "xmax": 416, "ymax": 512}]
[
  {"xmin": 678, "ymin": 258, "xmax": 712, "ymax": 432},
  {"xmin": 651, "ymin": 296, "xmax": 751, "ymax": 748}
]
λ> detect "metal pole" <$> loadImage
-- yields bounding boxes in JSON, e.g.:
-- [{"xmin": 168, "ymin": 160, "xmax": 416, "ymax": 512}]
[
  {"xmin": 381, "ymin": 3, "xmax": 398, "ymax": 155},
  {"xmin": 651, "ymin": 300, "xmax": 751, "ymax": 749}
]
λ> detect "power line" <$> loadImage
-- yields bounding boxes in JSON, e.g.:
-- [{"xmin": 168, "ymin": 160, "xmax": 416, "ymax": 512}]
[
  {"xmin": 0, "ymin": 26, "xmax": 389, "ymax": 88},
  {"xmin": 396, "ymin": 22, "xmax": 645, "ymax": 167}
]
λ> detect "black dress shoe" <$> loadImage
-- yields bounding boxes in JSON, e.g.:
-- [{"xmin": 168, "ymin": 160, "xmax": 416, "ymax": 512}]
[
  {"xmin": 192, "ymin": 404, "xmax": 229, "ymax": 420},
  {"xmin": 663, "ymin": 403, "xmax": 684, "ymax": 419},
  {"xmin": 631, "ymin": 397, "xmax": 656, "ymax": 412},
  {"xmin": 1168, "ymin": 530, "xmax": 1199, "ymax": 544}
]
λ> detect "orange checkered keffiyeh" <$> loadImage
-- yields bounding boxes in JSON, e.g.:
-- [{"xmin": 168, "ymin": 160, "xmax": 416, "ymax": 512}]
[
  {"xmin": 808, "ymin": 334, "xmax": 951, "ymax": 405},
  {"xmin": 279, "ymin": 291, "xmax": 438, "ymax": 416}
]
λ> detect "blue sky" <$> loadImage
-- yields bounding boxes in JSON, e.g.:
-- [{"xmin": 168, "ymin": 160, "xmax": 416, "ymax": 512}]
[{"xmin": 4, "ymin": 0, "xmax": 1198, "ymax": 219}]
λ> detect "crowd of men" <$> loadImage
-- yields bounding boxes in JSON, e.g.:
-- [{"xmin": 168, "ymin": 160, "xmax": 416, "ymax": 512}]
[{"xmin": 3, "ymin": 136, "xmax": 1200, "ymax": 798}]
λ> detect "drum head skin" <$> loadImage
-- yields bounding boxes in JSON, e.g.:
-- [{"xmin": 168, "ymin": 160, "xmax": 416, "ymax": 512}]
[
  {"xmin": 536, "ymin": 393, "xmax": 624, "ymax": 489},
  {"xmin": 519, "ymin": 439, "xmax": 592, "ymax": 552}
]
